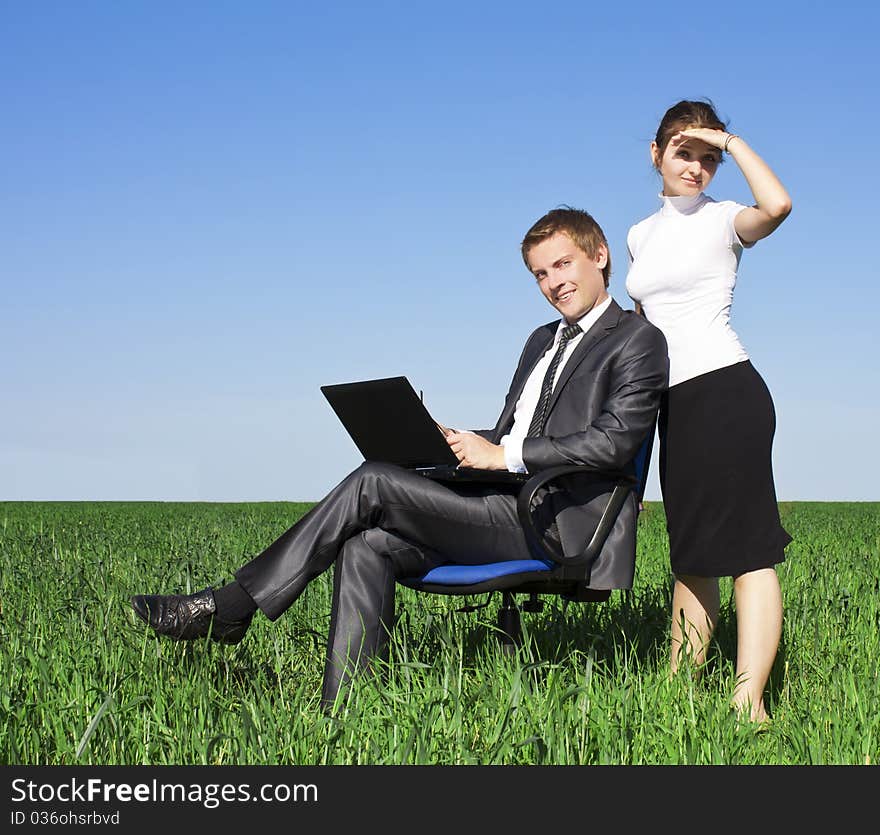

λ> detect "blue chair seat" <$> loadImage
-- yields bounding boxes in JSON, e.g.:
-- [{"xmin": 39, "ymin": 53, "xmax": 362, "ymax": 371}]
[{"xmin": 417, "ymin": 558, "xmax": 554, "ymax": 586}]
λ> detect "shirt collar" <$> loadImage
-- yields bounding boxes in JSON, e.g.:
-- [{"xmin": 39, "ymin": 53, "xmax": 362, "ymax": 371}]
[
  {"xmin": 659, "ymin": 191, "xmax": 709, "ymax": 216},
  {"xmin": 555, "ymin": 295, "xmax": 613, "ymax": 341}
]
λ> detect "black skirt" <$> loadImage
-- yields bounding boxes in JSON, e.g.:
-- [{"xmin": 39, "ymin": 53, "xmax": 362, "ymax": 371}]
[{"xmin": 658, "ymin": 360, "xmax": 791, "ymax": 577}]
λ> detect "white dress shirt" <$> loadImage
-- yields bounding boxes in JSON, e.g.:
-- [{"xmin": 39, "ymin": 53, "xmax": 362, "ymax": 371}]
[{"xmin": 500, "ymin": 295, "xmax": 613, "ymax": 472}]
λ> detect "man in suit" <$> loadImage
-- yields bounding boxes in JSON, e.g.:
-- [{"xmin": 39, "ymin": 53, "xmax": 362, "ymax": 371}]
[{"xmin": 131, "ymin": 207, "xmax": 668, "ymax": 709}]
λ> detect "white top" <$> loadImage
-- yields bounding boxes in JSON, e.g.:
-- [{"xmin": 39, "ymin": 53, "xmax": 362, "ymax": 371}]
[
  {"xmin": 499, "ymin": 295, "xmax": 613, "ymax": 472},
  {"xmin": 625, "ymin": 192, "xmax": 753, "ymax": 387}
]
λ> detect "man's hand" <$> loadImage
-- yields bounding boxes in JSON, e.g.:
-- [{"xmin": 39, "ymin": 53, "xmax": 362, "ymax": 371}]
[{"xmin": 445, "ymin": 432, "xmax": 507, "ymax": 470}]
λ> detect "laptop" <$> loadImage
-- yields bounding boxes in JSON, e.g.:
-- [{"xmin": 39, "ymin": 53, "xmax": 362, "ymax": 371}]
[{"xmin": 320, "ymin": 376, "xmax": 527, "ymax": 484}]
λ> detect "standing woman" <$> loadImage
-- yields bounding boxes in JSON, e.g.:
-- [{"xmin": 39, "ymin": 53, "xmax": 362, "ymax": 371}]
[{"xmin": 626, "ymin": 100, "xmax": 792, "ymax": 724}]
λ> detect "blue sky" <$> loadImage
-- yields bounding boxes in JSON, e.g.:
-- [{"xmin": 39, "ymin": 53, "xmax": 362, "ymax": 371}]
[{"xmin": 3, "ymin": 1, "xmax": 878, "ymax": 502}]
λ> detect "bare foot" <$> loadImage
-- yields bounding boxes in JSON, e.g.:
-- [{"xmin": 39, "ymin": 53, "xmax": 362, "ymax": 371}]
[{"xmin": 731, "ymin": 698, "xmax": 770, "ymax": 729}]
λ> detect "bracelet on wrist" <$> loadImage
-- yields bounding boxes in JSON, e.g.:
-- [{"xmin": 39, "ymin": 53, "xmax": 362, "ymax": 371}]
[{"xmin": 723, "ymin": 133, "xmax": 740, "ymax": 152}]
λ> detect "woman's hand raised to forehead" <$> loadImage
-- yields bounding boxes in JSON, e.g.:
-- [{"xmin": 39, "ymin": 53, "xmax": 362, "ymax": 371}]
[{"xmin": 676, "ymin": 127, "xmax": 729, "ymax": 150}]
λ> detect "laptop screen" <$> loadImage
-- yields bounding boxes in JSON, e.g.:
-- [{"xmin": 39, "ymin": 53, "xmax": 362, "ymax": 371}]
[{"xmin": 321, "ymin": 376, "xmax": 459, "ymax": 469}]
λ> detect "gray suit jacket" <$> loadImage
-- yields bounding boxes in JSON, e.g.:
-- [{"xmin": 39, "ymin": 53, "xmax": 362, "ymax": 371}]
[{"xmin": 476, "ymin": 299, "xmax": 668, "ymax": 589}]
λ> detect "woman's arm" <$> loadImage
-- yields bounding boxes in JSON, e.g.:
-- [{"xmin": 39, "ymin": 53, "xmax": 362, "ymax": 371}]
[
  {"xmin": 725, "ymin": 134, "xmax": 792, "ymax": 243},
  {"xmin": 681, "ymin": 128, "xmax": 792, "ymax": 244}
]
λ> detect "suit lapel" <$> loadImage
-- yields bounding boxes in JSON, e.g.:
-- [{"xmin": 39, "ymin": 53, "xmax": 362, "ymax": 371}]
[{"xmin": 546, "ymin": 300, "xmax": 622, "ymax": 416}]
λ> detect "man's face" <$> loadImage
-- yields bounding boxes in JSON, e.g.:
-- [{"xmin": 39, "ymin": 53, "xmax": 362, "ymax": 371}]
[{"xmin": 526, "ymin": 232, "xmax": 609, "ymax": 323}]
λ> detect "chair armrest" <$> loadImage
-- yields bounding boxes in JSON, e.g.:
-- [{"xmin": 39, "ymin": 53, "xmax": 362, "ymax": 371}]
[{"xmin": 516, "ymin": 464, "xmax": 636, "ymax": 567}]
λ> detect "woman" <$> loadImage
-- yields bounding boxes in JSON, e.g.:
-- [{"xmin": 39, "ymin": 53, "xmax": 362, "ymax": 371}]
[{"xmin": 626, "ymin": 100, "xmax": 792, "ymax": 724}]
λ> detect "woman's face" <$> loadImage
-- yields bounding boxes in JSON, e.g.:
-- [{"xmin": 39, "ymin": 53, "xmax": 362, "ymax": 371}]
[{"xmin": 653, "ymin": 135, "xmax": 721, "ymax": 197}]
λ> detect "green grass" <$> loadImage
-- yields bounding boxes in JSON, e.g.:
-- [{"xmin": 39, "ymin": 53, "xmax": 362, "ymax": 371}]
[{"xmin": 1, "ymin": 500, "xmax": 878, "ymax": 764}]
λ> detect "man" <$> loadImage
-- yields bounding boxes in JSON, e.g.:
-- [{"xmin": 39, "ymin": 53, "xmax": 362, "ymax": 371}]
[{"xmin": 132, "ymin": 207, "xmax": 668, "ymax": 708}]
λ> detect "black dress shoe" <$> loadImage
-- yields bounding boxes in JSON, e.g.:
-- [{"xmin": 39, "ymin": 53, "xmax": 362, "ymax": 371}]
[{"xmin": 130, "ymin": 587, "xmax": 251, "ymax": 644}]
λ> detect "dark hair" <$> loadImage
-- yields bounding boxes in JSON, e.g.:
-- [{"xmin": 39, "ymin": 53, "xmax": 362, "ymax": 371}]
[
  {"xmin": 521, "ymin": 206, "xmax": 610, "ymax": 287},
  {"xmin": 653, "ymin": 99, "xmax": 728, "ymax": 167}
]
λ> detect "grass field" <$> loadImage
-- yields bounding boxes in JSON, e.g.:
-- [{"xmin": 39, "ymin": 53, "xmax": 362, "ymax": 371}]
[{"xmin": 1, "ymin": 500, "xmax": 878, "ymax": 765}]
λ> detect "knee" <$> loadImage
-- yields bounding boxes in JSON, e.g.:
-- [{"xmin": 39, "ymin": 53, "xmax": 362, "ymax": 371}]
[
  {"xmin": 347, "ymin": 461, "xmax": 407, "ymax": 495},
  {"xmin": 356, "ymin": 461, "xmax": 385, "ymax": 475},
  {"xmin": 336, "ymin": 461, "xmax": 413, "ymax": 524},
  {"xmin": 352, "ymin": 461, "xmax": 400, "ymax": 480}
]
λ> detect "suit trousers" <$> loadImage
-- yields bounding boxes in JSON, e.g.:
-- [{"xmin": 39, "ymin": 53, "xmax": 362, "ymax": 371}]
[{"xmin": 234, "ymin": 461, "xmax": 535, "ymax": 705}]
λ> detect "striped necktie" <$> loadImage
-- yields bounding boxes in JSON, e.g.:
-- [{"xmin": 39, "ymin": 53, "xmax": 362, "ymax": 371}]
[{"xmin": 526, "ymin": 323, "xmax": 582, "ymax": 437}]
